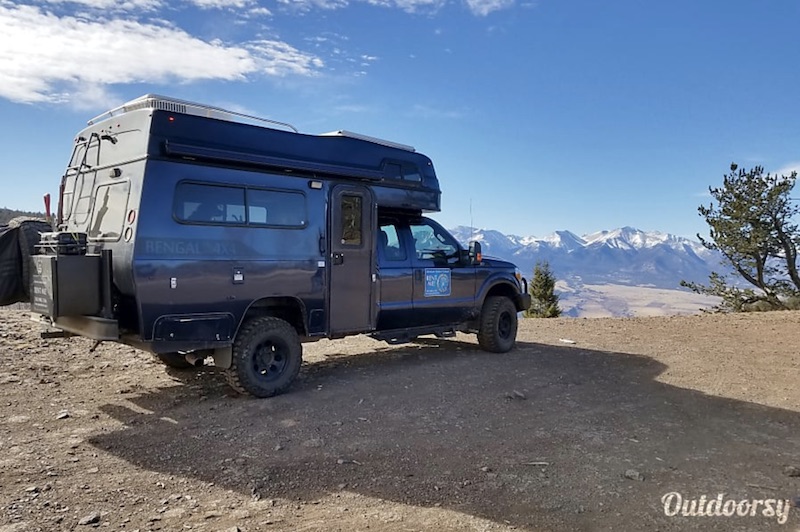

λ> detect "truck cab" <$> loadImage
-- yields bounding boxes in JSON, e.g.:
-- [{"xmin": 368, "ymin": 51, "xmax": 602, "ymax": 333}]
[{"xmin": 20, "ymin": 94, "xmax": 530, "ymax": 397}]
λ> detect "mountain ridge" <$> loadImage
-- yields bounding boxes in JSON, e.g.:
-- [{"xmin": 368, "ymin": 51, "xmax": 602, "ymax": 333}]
[{"xmin": 449, "ymin": 225, "xmax": 723, "ymax": 290}]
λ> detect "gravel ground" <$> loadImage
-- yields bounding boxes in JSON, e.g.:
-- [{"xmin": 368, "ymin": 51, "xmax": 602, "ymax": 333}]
[{"xmin": 1, "ymin": 308, "xmax": 799, "ymax": 532}]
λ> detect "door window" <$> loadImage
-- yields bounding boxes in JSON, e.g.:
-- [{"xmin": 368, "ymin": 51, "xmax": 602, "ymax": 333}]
[
  {"xmin": 409, "ymin": 221, "xmax": 459, "ymax": 263},
  {"xmin": 378, "ymin": 222, "xmax": 407, "ymax": 261},
  {"xmin": 340, "ymin": 195, "xmax": 362, "ymax": 246}
]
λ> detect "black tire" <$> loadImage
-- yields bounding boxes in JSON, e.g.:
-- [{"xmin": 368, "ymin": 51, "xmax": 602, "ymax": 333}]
[
  {"xmin": 155, "ymin": 352, "xmax": 194, "ymax": 369},
  {"xmin": 226, "ymin": 316, "xmax": 302, "ymax": 398},
  {"xmin": 477, "ymin": 296, "xmax": 518, "ymax": 353}
]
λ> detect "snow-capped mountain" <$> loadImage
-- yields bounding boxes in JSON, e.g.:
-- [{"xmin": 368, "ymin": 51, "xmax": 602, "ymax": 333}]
[{"xmin": 450, "ymin": 225, "xmax": 724, "ymax": 289}]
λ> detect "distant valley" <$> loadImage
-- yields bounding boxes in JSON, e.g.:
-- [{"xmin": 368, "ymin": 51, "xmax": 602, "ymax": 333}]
[{"xmin": 450, "ymin": 226, "xmax": 723, "ymax": 317}]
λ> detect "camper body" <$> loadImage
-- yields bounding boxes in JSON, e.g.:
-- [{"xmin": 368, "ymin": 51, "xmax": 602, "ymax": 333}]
[{"xmin": 26, "ymin": 95, "xmax": 530, "ymax": 397}]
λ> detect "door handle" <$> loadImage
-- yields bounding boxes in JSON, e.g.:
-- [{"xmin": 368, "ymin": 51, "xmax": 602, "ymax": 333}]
[{"xmin": 332, "ymin": 252, "xmax": 344, "ymax": 265}]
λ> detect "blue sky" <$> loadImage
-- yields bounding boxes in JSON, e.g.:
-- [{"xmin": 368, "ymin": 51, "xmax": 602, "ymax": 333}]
[{"xmin": 1, "ymin": 0, "xmax": 798, "ymax": 240}]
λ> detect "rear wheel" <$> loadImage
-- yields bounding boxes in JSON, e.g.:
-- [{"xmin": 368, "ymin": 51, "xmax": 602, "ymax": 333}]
[
  {"xmin": 226, "ymin": 316, "xmax": 302, "ymax": 398},
  {"xmin": 477, "ymin": 296, "xmax": 518, "ymax": 353}
]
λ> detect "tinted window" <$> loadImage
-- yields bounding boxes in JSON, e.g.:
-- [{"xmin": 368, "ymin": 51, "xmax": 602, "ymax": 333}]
[
  {"xmin": 402, "ymin": 164, "xmax": 422, "ymax": 182},
  {"xmin": 248, "ymin": 189, "xmax": 306, "ymax": 227},
  {"xmin": 88, "ymin": 181, "xmax": 130, "ymax": 240},
  {"xmin": 384, "ymin": 162, "xmax": 421, "ymax": 182},
  {"xmin": 341, "ymin": 195, "xmax": 362, "ymax": 246},
  {"xmin": 410, "ymin": 221, "xmax": 458, "ymax": 260},
  {"xmin": 175, "ymin": 183, "xmax": 245, "ymax": 223},
  {"xmin": 378, "ymin": 222, "xmax": 407, "ymax": 261}
]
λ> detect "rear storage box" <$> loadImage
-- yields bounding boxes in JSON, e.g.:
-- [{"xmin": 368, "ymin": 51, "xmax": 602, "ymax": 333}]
[{"xmin": 30, "ymin": 231, "xmax": 99, "ymax": 318}]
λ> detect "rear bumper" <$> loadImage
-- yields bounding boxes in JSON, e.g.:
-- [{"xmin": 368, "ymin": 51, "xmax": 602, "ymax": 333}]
[{"xmin": 33, "ymin": 314, "xmax": 119, "ymax": 341}]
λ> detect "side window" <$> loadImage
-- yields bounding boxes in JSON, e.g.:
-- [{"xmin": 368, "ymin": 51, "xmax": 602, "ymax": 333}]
[
  {"xmin": 175, "ymin": 183, "xmax": 245, "ymax": 224},
  {"xmin": 88, "ymin": 181, "xmax": 130, "ymax": 240},
  {"xmin": 410, "ymin": 221, "xmax": 458, "ymax": 261},
  {"xmin": 402, "ymin": 164, "xmax": 422, "ymax": 182},
  {"xmin": 340, "ymin": 195, "xmax": 362, "ymax": 246},
  {"xmin": 378, "ymin": 222, "xmax": 407, "ymax": 261},
  {"xmin": 247, "ymin": 189, "xmax": 306, "ymax": 227},
  {"xmin": 383, "ymin": 162, "xmax": 422, "ymax": 183}
]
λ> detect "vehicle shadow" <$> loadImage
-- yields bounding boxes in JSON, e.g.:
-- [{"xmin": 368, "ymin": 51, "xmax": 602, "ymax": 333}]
[{"xmin": 91, "ymin": 340, "xmax": 800, "ymax": 531}]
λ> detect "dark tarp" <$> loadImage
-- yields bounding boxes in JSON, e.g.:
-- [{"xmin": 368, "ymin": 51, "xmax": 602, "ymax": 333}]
[{"xmin": 0, "ymin": 218, "xmax": 51, "ymax": 306}]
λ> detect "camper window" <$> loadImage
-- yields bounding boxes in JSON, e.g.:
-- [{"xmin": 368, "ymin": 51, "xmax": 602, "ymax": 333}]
[
  {"xmin": 175, "ymin": 183, "xmax": 245, "ymax": 224},
  {"xmin": 247, "ymin": 189, "xmax": 306, "ymax": 227},
  {"xmin": 88, "ymin": 181, "xmax": 130, "ymax": 240}
]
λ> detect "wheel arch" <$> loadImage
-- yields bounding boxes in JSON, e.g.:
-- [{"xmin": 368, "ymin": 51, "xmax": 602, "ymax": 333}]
[
  {"xmin": 480, "ymin": 279, "xmax": 525, "ymax": 311},
  {"xmin": 238, "ymin": 296, "xmax": 308, "ymax": 337}
]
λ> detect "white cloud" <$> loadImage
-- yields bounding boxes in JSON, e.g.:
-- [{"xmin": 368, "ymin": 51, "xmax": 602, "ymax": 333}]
[
  {"xmin": 367, "ymin": 0, "xmax": 446, "ymax": 13},
  {"xmin": 278, "ymin": 0, "xmax": 514, "ymax": 14},
  {"xmin": 277, "ymin": 0, "xmax": 348, "ymax": 10},
  {"xmin": 777, "ymin": 162, "xmax": 800, "ymax": 177},
  {"xmin": 410, "ymin": 103, "xmax": 464, "ymax": 119},
  {"xmin": 247, "ymin": 40, "xmax": 324, "ymax": 75},
  {"xmin": 247, "ymin": 6, "xmax": 272, "ymax": 15},
  {"xmin": 188, "ymin": 0, "xmax": 253, "ymax": 9},
  {"xmin": 43, "ymin": 0, "xmax": 162, "ymax": 11},
  {"xmin": 0, "ymin": 3, "xmax": 322, "ymax": 105},
  {"xmin": 464, "ymin": 0, "xmax": 514, "ymax": 16}
]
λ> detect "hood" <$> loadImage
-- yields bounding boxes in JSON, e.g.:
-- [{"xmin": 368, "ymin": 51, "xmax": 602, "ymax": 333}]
[{"xmin": 481, "ymin": 255, "xmax": 516, "ymax": 270}]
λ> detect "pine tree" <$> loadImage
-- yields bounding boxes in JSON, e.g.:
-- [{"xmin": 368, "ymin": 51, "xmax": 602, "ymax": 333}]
[
  {"xmin": 681, "ymin": 163, "xmax": 800, "ymax": 311},
  {"xmin": 525, "ymin": 261, "xmax": 561, "ymax": 318}
]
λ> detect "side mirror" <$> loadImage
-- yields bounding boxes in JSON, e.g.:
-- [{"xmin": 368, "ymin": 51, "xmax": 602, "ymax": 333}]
[{"xmin": 469, "ymin": 241, "xmax": 482, "ymax": 265}]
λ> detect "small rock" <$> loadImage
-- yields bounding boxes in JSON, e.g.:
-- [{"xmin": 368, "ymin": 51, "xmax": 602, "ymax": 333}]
[
  {"xmin": 203, "ymin": 511, "xmax": 222, "ymax": 519},
  {"xmin": 783, "ymin": 465, "xmax": 800, "ymax": 477},
  {"xmin": 505, "ymin": 390, "xmax": 527, "ymax": 400},
  {"xmin": 56, "ymin": 411, "xmax": 70, "ymax": 420},
  {"xmin": 273, "ymin": 444, "xmax": 283, "ymax": 451},
  {"xmin": 623, "ymin": 469, "xmax": 644, "ymax": 481},
  {"xmin": 78, "ymin": 512, "xmax": 101, "ymax": 525},
  {"xmin": 162, "ymin": 508, "xmax": 186, "ymax": 519},
  {"xmin": 480, "ymin": 466, "xmax": 491, "ymax": 473},
  {"xmin": 24, "ymin": 486, "xmax": 39, "ymax": 493},
  {"xmin": 223, "ymin": 527, "xmax": 241, "ymax": 532}
]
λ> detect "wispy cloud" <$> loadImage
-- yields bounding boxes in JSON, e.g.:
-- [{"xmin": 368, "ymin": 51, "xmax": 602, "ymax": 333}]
[
  {"xmin": 464, "ymin": 0, "xmax": 514, "ymax": 16},
  {"xmin": 776, "ymin": 161, "xmax": 800, "ymax": 177},
  {"xmin": 277, "ymin": 0, "xmax": 513, "ymax": 14},
  {"xmin": 410, "ymin": 103, "xmax": 464, "ymax": 119},
  {"xmin": 42, "ymin": 0, "xmax": 162, "ymax": 11},
  {"xmin": 0, "ymin": 3, "xmax": 322, "ymax": 105}
]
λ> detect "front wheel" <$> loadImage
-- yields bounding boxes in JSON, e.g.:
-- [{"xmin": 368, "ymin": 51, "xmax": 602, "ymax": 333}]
[
  {"xmin": 477, "ymin": 296, "xmax": 518, "ymax": 353},
  {"xmin": 226, "ymin": 316, "xmax": 303, "ymax": 398}
]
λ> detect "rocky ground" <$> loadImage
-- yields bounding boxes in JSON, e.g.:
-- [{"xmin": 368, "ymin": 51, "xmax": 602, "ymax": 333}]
[{"xmin": 1, "ymin": 308, "xmax": 800, "ymax": 532}]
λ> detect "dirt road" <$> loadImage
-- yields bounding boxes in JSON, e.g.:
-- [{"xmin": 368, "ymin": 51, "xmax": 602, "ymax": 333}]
[{"xmin": 1, "ymin": 309, "xmax": 799, "ymax": 531}]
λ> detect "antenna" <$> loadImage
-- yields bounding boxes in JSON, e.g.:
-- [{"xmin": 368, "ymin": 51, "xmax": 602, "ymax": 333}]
[{"xmin": 469, "ymin": 198, "xmax": 474, "ymax": 239}]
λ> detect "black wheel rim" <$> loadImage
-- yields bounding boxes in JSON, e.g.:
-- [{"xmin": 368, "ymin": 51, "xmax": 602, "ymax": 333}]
[
  {"xmin": 498, "ymin": 311, "xmax": 513, "ymax": 340},
  {"xmin": 252, "ymin": 338, "xmax": 289, "ymax": 382}
]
